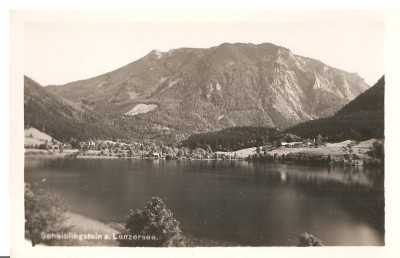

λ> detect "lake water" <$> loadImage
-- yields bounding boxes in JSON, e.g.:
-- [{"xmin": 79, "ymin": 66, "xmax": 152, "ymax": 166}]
[{"xmin": 24, "ymin": 156, "xmax": 384, "ymax": 246}]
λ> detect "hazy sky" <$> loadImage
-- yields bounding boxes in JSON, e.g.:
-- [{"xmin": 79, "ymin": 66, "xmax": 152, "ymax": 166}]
[{"xmin": 24, "ymin": 20, "xmax": 385, "ymax": 86}]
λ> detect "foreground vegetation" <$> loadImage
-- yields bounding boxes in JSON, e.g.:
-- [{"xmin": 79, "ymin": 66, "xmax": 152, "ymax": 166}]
[
  {"xmin": 25, "ymin": 183, "xmax": 70, "ymax": 246},
  {"xmin": 117, "ymin": 197, "xmax": 187, "ymax": 247}
]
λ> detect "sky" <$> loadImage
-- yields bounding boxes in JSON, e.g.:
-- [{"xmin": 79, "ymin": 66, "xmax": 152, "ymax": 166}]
[{"xmin": 24, "ymin": 14, "xmax": 385, "ymax": 86}]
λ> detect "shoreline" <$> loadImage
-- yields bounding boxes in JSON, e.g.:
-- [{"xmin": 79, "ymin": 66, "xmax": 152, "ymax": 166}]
[
  {"xmin": 24, "ymin": 138, "xmax": 383, "ymax": 168},
  {"xmin": 23, "ymin": 150, "xmax": 377, "ymax": 168},
  {"xmin": 23, "ymin": 152, "xmax": 374, "ymax": 168},
  {"xmin": 24, "ymin": 153, "xmax": 380, "ymax": 169}
]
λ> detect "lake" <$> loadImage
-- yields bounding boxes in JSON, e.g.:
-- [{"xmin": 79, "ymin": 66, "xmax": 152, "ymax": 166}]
[{"xmin": 24, "ymin": 156, "xmax": 384, "ymax": 246}]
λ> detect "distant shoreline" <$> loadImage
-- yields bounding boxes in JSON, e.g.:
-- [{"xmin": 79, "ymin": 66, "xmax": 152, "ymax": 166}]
[
  {"xmin": 24, "ymin": 151, "xmax": 245, "ymax": 161},
  {"xmin": 24, "ymin": 138, "xmax": 384, "ymax": 168},
  {"xmin": 23, "ymin": 151, "xmax": 369, "ymax": 169}
]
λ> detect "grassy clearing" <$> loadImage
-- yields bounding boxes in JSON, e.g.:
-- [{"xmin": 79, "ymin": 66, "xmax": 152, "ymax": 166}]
[{"xmin": 217, "ymin": 139, "xmax": 381, "ymax": 160}]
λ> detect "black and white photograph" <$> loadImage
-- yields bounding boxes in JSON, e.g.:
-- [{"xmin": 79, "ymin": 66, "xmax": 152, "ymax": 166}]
[{"xmin": 6, "ymin": 6, "xmax": 400, "ymax": 258}]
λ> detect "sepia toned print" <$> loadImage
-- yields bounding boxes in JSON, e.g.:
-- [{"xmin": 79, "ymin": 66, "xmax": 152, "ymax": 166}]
[{"xmin": 19, "ymin": 12, "xmax": 385, "ymax": 248}]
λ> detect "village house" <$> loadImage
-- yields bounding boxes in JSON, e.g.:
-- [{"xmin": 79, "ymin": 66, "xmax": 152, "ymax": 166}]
[
  {"xmin": 281, "ymin": 141, "xmax": 302, "ymax": 148},
  {"xmin": 150, "ymin": 152, "xmax": 160, "ymax": 159}
]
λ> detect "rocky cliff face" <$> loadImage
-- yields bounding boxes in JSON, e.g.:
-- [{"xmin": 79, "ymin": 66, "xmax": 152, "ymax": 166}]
[{"xmin": 46, "ymin": 42, "xmax": 369, "ymax": 142}]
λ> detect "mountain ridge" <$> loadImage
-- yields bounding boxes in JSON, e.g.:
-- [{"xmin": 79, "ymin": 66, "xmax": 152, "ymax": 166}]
[{"xmin": 35, "ymin": 42, "xmax": 369, "ymax": 143}]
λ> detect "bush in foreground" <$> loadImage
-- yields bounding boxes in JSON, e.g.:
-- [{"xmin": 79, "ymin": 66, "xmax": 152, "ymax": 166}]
[
  {"xmin": 25, "ymin": 183, "xmax": 70, "ymax": 246},
  {"xmin": 297, "ymin": 232, "xmax": 323, "ymax": 246},
  {"xmin": 118, "ymin": 196, "xmax": 187, "ymax": 247}
]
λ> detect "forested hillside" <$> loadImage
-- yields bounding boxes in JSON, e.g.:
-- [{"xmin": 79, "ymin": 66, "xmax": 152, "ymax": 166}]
[
  {"xmin": 24, "ymin": 76, "xmax": 132, "ymax": 142},
  {"xmin": 181, "ymin": 126, "xmax": 278, "ymax": 151},
  {"xmin": 285, "ymin": 76, "xmax": 384, "ymax": 141},
  {"xmin": 181, "ymin": 126, "xmax": 303, "ymax": 151}
]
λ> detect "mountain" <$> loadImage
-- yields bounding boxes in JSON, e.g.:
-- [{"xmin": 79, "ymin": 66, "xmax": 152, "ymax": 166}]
[
  {"xmin": 285, "ymin": 76, "xmax": 384, "ymax": 141},
  {"xmin": 24, "ymin": 76, "xmax": 131, "ymax": 142},
  {"xmin": 45, "ymin": 42, "xmax": 369, "ymax": 143}
]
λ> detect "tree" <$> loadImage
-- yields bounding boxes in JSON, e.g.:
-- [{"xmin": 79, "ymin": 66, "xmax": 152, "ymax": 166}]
[
  {"xmin": 176, "ymin": 149, "xmax": 183, "ymax": 158},
  {"xmin": 297, "ymin": 232, "xmax": 323, "ymax": 246},
  {"xmin": 372, "ymin": 141, "xmax": 384, "ymax": 160},
  {"xmin": 118, "ymin": 196, "xmax": 186, "ymax": 247},
  {"xmin": 205, "ymin": 144, "xmax": 213, "ymax": 153},
  {"xmin": 128, "ymin": 146, "xmax": 134, "ymax": 157},
  {"xmin": 25, "ymin": 183, "xmax": 70, "ymax": 246}
]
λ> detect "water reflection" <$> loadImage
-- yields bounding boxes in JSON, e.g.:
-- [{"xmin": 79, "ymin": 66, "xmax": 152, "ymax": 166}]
[
  {"xmin": 24, "ymin": 157, "xmax": 384, "ymax": 246},
  {"xmin": 248, "ymin": 162, "xmax": 383, "ymax": 190}
]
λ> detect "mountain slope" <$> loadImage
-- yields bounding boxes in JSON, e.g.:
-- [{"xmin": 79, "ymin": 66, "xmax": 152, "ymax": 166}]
[
  {"xmin": 46, "ymin": 42, "xmax": 369, "ymax": 142},
  {"xmin": 284, "ymin": 76, "xmax": 384, "ymax": 141},
  {"xmin": 24, "ymin": 76, "xmax": 131, "ymax": 141},
  {"xmin": 181, "ymin": 126, "xmax": 281, "ymax": 151},
  {"xmin": 336, "ymin": 76, "xmax": 384, "ymax": 115}
]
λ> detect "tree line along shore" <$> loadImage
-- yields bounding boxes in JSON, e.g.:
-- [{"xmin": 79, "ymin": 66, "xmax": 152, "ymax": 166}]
[{"xmin": 24, "ymin": 131, "xmax": 384, "ymax": 168}]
